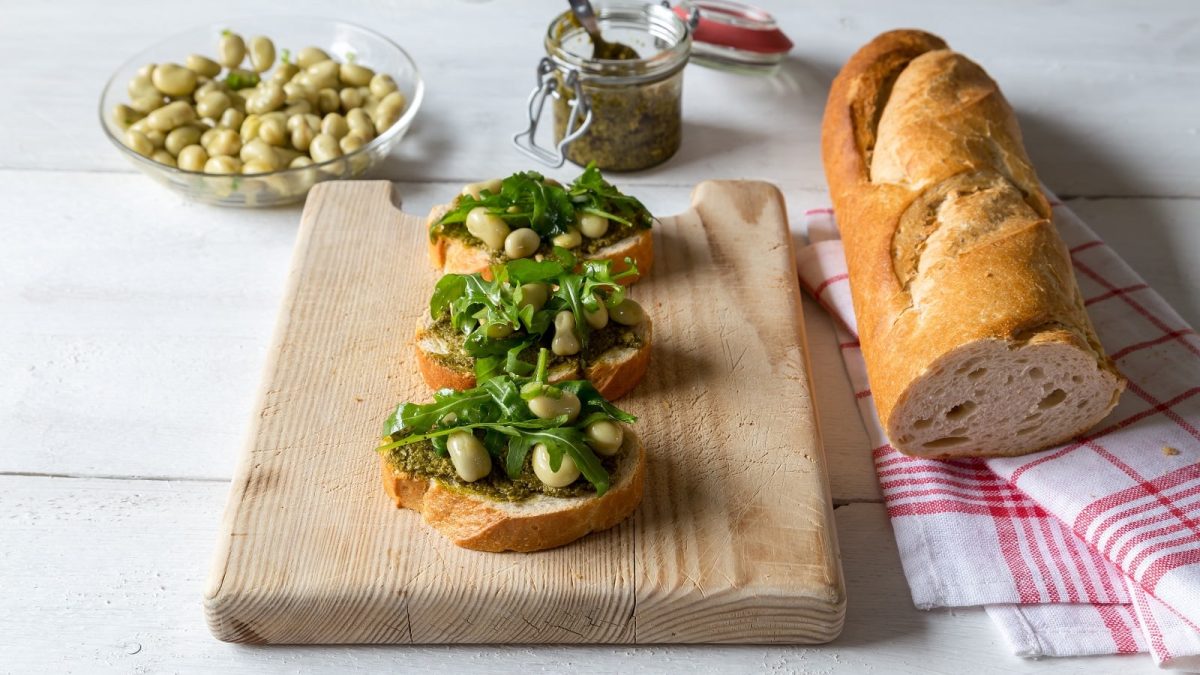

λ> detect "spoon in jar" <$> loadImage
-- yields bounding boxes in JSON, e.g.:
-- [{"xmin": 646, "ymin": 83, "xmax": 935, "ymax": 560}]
[{"xmin": 567, "ymin": 0, "xmax": 640, "ymax": 60}]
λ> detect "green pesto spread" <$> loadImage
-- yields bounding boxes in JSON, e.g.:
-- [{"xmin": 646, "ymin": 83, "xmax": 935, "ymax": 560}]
[
  {"xmin": 387, "ymin": 438, "xmax": 622, "ymax": 501},
  {"xmin": 426, "ymin": 311, "xmax": 643, "ymax": 374},
  {"xmin": 437, "ymin": 217, "xmax": 639, "ymax": 257},
  {"xmin": 552, "ymin": 70, "xmax": 683, "ymax": 172}
]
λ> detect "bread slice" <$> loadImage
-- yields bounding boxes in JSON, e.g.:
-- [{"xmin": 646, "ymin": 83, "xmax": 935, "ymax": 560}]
[
  {"xmin": 821, "ymin": 30, "xmax": 1125, "ymax": 458},
  {"xmin": 426, "ymin": 202, "xmax": 654, "ymax": 284},
  {"xmin": 414, "ymin": 318, "xmax": 652, "ymax": 401},
  {"xmin": 381, "ymin": 432, "xmax": 645, "ymax": 552}
]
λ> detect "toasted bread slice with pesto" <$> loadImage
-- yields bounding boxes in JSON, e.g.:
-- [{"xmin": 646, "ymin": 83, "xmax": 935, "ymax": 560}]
[
  {"xmin": 415, "ymin": 316, "xmax": 652, "ymax": 401},
  {"xmin": 380, "ymin": 430, "xmax": 645, "ymax": 552},
  {"xmin": 426, "ymin": 166, "xmax": 655, "ymax": 284}
]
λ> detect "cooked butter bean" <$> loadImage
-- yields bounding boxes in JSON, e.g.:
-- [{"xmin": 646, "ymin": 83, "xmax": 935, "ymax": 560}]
[
  {"xmin": 339, "ymin": 86, "xmax": 363, "ymax": 112},
  {"xmin": 339, "ymin": 133, "xmax": 367, "ymax": 154},
  {"xmin": 461, "ymin": 178, "xmax": 502, "ymax": 200},
  {"xmin": 145, "ymin": 100, "xmax": 196, "ymax": 131},
  {"xmin": 610, "ymin": 298, "xmax": 644, "ymax": 326},
  {"xmin": 552, "ymin": 310, "xmax": 582, "ymax": 356},
  {"xmin": 579, "ymin": 213, "xmax": 609, "ymax": 239},
  {"xmin": 165, "ymin": 125, "xmax": 202, "ymax": 156},
  {"xmin": 532, "ymin": 443, "xmax": 581, "ymax": 488},
  {"xmin": 125, "ymin": 129, "xmax": 155, "ymax": 157},
  {"xmin": 127, "ymin": 73, "xmax": 159, "ymax": 99},
  {"xmin": 152, "ymin": 63, "xmax": 197, "ymax": 97},
  {"xmin": 345, "ymin": 108, "xmax": 375, "ymax": 140},
  {"xmin": 296, "ymin": 46, "xmax": 331, "ymax": 69},
  {"xmin": 176, "ymin": 144, "xmax": 208, "ymax": 171},
  {"xmin": 258, "ymin": 115, "xmax": 287, "ymax": 146},
  {"xmin": 528, "ymin": 390, "xmax": 581, "ymax": 423},
  {"xmin": 129, "ymin": 93, "xmax": 165, "ymax": 114},
  {"xmin": 272, "ymin": 62, "xmax": 299, "ymax": 83},
  {"xmin": 465, "ymin": 207, "xmax": 510, "ymax": 251},
  {"xmin": 447, "ymin": 431, "xmax": 492, "ymax": 483},
  {"xmin": 218, "ymin": 32, "xmax": 246, "ymax": 68},
  {"xmin": 518, "ymin": 283, "xmax": 549, "ymax": 312},
  {"xmin": 204, "ymin": 155, "xmax": 242, "ymax": 174},
  {"xmin": 290, "ymin": 123, "xmax": 314, "ymax": 152},
  {"xmin": 584, "ymin": 295, "xmax": 609, "ymax": 329},
  {"xmin": 245, "ymin": 83, "xmax": 285, "ymax": 114},
  {"xmin": 186, "ymin": 54, "xmax": 221, "ymax": 78},
  {"xmin": 239, "ymin": 114, "xmax": 262, "ymax": 143},
  {"xmin": 111, "ymin": 104, "xmax": 142, "ymax": 129},
  {"xmin": 504, "ymin": 228, "xmax": 540, "ymax": 259},
  {"xmin": 284, "ymin": 100, "xmax": 312, "ymax": 116},
  {"xmin": 239, "ymin": 138, "xmax": 280, "ymax": 169},
  {"xmin": 585, "ymin": 420, "xmax": 624, "ymax": 456},
  {"xmin": 207, "ymin": 128, "xmax": 241, "ymax": 156},
  {"xmin": 321, "ymin": 112, "xmax": 349, "ymax": 140},
  {"xmin": 241, "ymin": 159, "xmax": 275, "ymax": 175},
  {"xmin": 195, "ymin": 91, "xmax": 231, "ymax": 119},
  {"xmin": 551, "ymin": 228, "xmax": 582, "ymax": 249},
  {"xmin": 369, "ymin": 73, "xmax": 398, "ymax": 99},
  {"xmin": 248, "ymin": 36, "xmax": 275, "ymax": 73},
  {"xmin": 308, "ymin": 133, "xmax": 342, "ymax": 163},
  {"xmin": 144, "ymin": 129, "xmax": 166, "ymax": 149},
  {"xmin": 218, "ymin": 107, "xmax": 245, "ymax": 130},
  {"xmin": 289, "ymin": 156, "xmax": 314, "ymax": 169},
  {"xmin": 306, "ymin": 61, "xmax": 340, "ymax": 90},
  {"xmin": 316, "ymin": 88, "xmax": 340, "ymax": 115},
  {"xmin": 484, "ymin": 322, "xmax": 514, "ymax": 339},
  {"xmin": 339, "ymin": 62, "xmax": 375, "ymax": 87},
  {"xmin": 372, "ymin": 90, "xmax": 406, "ymax": 132},
  {"xmin": 150, "ymin": 149, "xmax": 175, "ymax": 166}
]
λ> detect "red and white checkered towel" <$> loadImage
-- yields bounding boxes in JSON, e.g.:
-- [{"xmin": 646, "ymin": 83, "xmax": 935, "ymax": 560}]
[{"xmin": 795, "ymin": 201, "xmax": 1200, "ymax": 669}]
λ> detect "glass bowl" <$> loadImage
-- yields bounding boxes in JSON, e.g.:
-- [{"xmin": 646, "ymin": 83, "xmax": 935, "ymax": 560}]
[{"xmin": 99, "ymin": 17, "xmax": 424, "ymax": 207}]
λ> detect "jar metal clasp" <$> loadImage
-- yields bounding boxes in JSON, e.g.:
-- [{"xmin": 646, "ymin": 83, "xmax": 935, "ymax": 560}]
[{"xmin": 512, "ymin": 58, "xmax": 592, "ymax": 168}]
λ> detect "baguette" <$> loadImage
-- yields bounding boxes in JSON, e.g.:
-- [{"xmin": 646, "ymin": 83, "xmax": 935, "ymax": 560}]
[
  {"xmin": 821, "ymin": 29, "xmax": 1125, "ymax": 458},
  {"xmin": 381, "ymin": 431, "xmax": 645, "ymax": 552},
  {"xmin": 415, "ymin": 317, "xmax": 652, "ymax": 401}
]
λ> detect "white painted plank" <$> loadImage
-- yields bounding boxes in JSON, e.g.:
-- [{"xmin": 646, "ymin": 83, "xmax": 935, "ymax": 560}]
[
  {"xmin": 0, "ymin": 476, "xmax": 1159, "ymax": 673},
  {"xmin": 0, "ymin": 1, "xmax": 1197, "ymax": 196}
]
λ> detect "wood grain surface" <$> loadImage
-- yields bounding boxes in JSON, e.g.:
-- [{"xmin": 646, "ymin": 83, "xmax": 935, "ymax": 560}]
[{"xmin": 203, "ymin": 179, "xmax": 844, "ymax": 644}]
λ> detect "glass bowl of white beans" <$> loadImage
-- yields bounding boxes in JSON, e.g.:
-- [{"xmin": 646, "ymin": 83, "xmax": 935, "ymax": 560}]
[{"xmin": 99, "ymin": 17, "xmax": 423, "ymax": 207}]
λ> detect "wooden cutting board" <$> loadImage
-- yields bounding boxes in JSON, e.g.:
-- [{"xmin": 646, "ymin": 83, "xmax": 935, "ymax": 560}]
[{"xmin": 204, "ymin": 180, "xmax": 845, "ymax": 644}]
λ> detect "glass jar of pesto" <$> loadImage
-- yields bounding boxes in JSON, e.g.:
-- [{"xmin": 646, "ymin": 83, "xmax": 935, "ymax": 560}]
[{"xmin": 514, "ymin": 2, "xmax": 690, "ymax": 172}]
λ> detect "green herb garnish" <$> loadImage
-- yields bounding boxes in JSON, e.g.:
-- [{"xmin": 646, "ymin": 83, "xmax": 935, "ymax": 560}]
[
  {"xmin": 432, "ymin": 248, "xmax": 637, "ymax": 382},
  {"xmin": 225, "ymin": 70, "xmax": 260, "ymax": 89},
  {"xmin": 432, "ymin": 162, "xmax": 653, "ymax": 242},
  {"xmin": 377, "ymin": 356, "xmax": 635, "ymax": 496}
]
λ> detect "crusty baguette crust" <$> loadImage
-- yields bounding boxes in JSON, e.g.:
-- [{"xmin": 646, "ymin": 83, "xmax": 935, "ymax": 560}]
[
  {"xmin": 413, "ymin": 319, "xmax": 652, "ymax": 400},
  {"xmin": 381, "ymin": 435, "xmax": 645, "ymax": 552},
  {"xmin": 425, "ymin": 202, "xmax": 653, "ymax": 284},
  {"xmin": 821, "ymin": 30, "xmax": 1124, "ymax": 458}
]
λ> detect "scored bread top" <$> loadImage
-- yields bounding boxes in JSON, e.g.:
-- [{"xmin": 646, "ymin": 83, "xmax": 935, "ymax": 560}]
[{"xmin": 821, "ymin": 30, "xmax": 1124, "ymax": 457}]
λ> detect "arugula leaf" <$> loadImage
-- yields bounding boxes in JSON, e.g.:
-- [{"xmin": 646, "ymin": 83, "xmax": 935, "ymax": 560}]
[
  {"xmin": 525, "ymin": 427, "xmax": 610, "ymax": 495},
  {"xmin": 430, "ymin": 274, "xmax": 466, "ymax": 319},
  {"xmin": 433, "ymin": 165, "xmax": 653, "ymax": 244},
  {"xmin": 505, "ymin": 435, "xmax": 534, "ymax": 479},
  {"xmin": 376, "ymin": 369, "xmax": 629, "ymax": 496},
  {"xmin": 558, "ymin": 380, "xmax": 637, "ymax": 424},
  {"xmin": 569, "ymin": 162, "xmax": 654, "ymax": 230}
]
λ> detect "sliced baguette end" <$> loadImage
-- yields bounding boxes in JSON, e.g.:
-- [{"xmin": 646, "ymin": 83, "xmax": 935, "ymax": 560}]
[{"xmin": 887, "ymin": 337, "xmax": 1125, "ymax": 459}]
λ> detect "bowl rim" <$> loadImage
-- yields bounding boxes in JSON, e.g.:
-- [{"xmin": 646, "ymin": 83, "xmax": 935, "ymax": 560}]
[{"xmin": 98, "ymin": 15, "xmax": 425, "ymax": 180}]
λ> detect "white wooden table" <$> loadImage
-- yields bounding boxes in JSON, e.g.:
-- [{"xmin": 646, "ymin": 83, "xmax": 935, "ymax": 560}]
[{"xmin": 2, "ymin": 1, "xmax": 1197, "ymax": 672}]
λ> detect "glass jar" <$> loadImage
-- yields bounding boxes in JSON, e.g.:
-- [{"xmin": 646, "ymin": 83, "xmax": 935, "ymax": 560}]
[{"xmin": 514, "ymin": 2, "xmax": 691, "ymax": 172}]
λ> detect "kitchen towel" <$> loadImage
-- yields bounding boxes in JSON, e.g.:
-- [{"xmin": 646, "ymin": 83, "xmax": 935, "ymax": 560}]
[{"xmin": 795, "ymin": 201, "xmax": 1200, "ymax": 669}]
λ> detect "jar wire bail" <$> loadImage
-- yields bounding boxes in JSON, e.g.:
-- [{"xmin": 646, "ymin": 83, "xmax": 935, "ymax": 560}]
[{"xmin": 512, "ymin": 57, "xmax": 593, "ymax": 167}]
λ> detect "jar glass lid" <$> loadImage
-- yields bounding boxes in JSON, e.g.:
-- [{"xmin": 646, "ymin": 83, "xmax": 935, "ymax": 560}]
[{"xmin": 674, "ymin": 0, "xmax": 793, "ymax": 74}]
